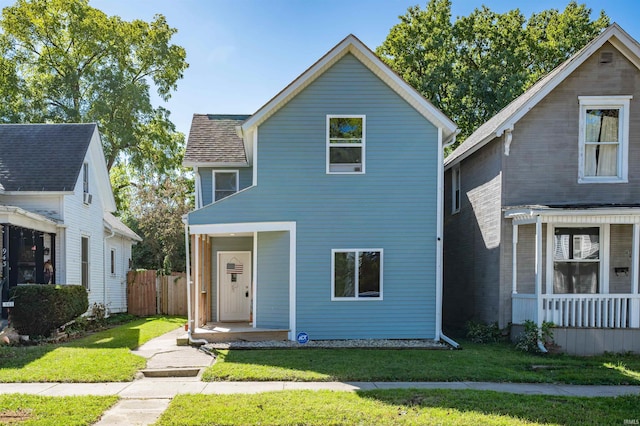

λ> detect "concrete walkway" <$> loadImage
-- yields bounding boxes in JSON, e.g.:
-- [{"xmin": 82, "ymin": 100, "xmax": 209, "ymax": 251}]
[{"xmin": 2, "ymin": 327, "xmax": 640, "ymax": 425}]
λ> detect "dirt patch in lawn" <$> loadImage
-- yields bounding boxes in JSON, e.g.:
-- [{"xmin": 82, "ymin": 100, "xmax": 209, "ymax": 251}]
[{"xmin": 0, "ymin": 408, "xmax": 32, "ymax": 423}]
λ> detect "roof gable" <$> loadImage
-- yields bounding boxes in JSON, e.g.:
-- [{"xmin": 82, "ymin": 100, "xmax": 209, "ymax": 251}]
[
  {"xmin": 445, "ymin": 23, "xmax": 640, "ymax": 168},
  {"xmin": 183, "ymin": 114, "xmax": 250, "ymax": 166},
  {"xmin": 0, "ymin": 123, "xmax": 96, "ymax": 192},
  {"xmin": 240, "ymin": 34, "xmax": 456, "ymax": 141}
]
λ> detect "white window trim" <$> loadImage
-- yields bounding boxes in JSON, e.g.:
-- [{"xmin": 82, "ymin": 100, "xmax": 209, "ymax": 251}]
[
  {"xmin": 331, "ymin": 248, "xmax": 383, "ymax": 301},
  {"xmin": 545, "ymin": 224, "xmax": 609, "ymax": 295},
  {"xmin": 577, "ymin": 95, "xmax": 631, "ymax": 184},
  {"xmin": 83, "ymin": 162, "xmax": 89, "ymax": 194},
  {"xmin": 110, "ymin": 248, "xmax": 116, "ymax": 276},
  {"xmin": 81, "ymin": 235, "xmax": 90, "ymax": 291},
  {"xmin": 452, "ymin": 165, "xmax": 461, "ymax": 214},
  {"xmin": 326, "ymin": 115, "xmax": 366, "ymax": 174},
  {"xmin": 212, "ymin": 170, "xmax": 239, "ymax": 202}
]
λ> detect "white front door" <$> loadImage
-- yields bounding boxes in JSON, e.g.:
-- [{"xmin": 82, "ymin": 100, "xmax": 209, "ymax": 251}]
[{"xmin": 218, "ymin": 251, "xmax": 251, "ymax": 321}]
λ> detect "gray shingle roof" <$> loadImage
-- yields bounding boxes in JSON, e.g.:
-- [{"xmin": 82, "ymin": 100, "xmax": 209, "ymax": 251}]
[
  {"xmin": 184, "ymin": 114, "xmax": 250, "ymax": 165},
  {"xmin": 104, "ymin": 212, "xmax": 142, "ymax": 242},
  {"xmin": 0, "ymin": 123, "xmax": 96, "ymax": 192}
]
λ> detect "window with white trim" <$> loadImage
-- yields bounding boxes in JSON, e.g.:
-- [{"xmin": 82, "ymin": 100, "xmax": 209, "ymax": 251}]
[
  {"xmin": 110, "ymin": 248, "xmax": 116, "ymax": 275},
  {"xmin": 332, "ymin": 249, "xmax": 382, "ymax": 299},
  {"xmin": 578, "ymin": 96, "xmax": 631, "ymax": 183},
  {"xmin": 553, "ymin": 227, "xmax": 600, "ymax": 294},
  {"xmin": 81, "ymin": 236, "xmax": 89, "ymax": 290},
  {"xmin": 83, "ymin": 163, "xmax": 89, "ymax": 193},
  {"xmin": 452, "ymin": 165, "xmax": 461, "ymax": 214},
  {"xmin": 327, "ymin": 115, "xmax": 365, "ymax": 174},
  {"xmin": 213, "ymin": 170, "xmax": 239, "ymax": 202}
]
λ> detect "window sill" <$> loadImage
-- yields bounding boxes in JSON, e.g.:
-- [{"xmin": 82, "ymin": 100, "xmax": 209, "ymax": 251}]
[{"xmin": 578, "ymin": 177, "xmax": 627, "ymax": 184}]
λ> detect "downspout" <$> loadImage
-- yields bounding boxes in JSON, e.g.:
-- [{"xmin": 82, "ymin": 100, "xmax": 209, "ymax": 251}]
[
  {"xmin": 437, "ymin": 129, "xmax": 460, "ymax": 349},
  {"xmin": 183, "ymin": 215, "xmax": 208, "ymax": 346}
]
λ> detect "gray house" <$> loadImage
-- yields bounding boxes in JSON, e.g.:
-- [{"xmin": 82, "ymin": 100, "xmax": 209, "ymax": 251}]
[
  {"xmin": 183, "ymin": 35, "xmax": 458, "ymax": 342},
  {"xmin": 443, "ymin": 24, "xmax": 640, "ymax": 355}
]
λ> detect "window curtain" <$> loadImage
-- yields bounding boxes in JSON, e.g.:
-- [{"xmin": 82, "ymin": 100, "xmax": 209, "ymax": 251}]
[{"xmin": 585, "ymin": 109, "xmax": 618, "ymax": 177}]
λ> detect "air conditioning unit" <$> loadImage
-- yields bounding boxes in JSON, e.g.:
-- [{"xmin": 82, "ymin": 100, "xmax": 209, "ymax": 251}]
[{"xmin": 83, "ymin": 193, "xmax": 93, "ymax": 205}]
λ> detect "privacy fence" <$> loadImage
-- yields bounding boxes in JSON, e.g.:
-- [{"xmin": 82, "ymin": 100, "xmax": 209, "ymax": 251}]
[{"xmin": 126, "ymin": 270, "xmax": 187, "ymax": 316}]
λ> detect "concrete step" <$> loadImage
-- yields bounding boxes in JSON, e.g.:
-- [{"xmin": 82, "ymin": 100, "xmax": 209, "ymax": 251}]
[{"xmin": 140, "ymin": 368, "xmax": 201, "ymax": 378}]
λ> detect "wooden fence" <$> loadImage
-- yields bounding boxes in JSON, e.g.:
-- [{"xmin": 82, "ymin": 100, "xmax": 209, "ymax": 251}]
[{"xmin": 127, "ymin": 270, "xmax": 187, "ymax": 316}]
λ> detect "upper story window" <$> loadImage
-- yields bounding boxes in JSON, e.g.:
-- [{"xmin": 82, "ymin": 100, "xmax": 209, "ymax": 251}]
[
  {"xmin": 213, "ymin": 170, "xmax": 239, "ymax": 202},
  {"xmin": 578, "ymin": 96, "xmax": 631, "ymax": 183},
  {"xmin": 82, "ymin": 163, "xmax": 89, "ymax": 193},
  {"xmin": 331, "ymin": 249, "xmax": 382, "ymax": 300},
  {"xmin": 452, "ymin": 165, "xmax": 461, "ymax": 214},
  {"xmin": 327, "ymin": 115, "xmax": 365, "ymax": 174}
]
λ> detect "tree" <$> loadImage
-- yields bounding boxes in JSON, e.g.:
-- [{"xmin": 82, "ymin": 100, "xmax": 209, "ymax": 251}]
[
  {"xmin": 125, "ymin": 170, "xmax": 194, "ymax": 273},
  {"xmin": 0, "ymin": 0, "xmax": 188, "ymax": 197},
  {"xmin": 376, "ymin": 0, "xmax": 609, "ymax": 144}
]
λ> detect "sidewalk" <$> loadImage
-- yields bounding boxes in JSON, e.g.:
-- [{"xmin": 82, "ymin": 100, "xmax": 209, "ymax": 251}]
[{"xmin": 2, "ymin": 327, "xmax": 640, "ymax": 425}]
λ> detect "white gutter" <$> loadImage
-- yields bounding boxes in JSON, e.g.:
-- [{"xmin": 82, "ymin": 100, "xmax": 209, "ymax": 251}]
[
  {"xmin": 183, "ymin": 215, "xmax": 208, "ymax": 346},
  {"xmin": 436, "ymin": 128, "xmax": 460, "ymax": 349}
]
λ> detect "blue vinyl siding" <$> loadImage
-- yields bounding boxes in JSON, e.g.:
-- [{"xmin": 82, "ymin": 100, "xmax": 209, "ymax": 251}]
[
  {"xmin": 210, "ymin": 237, "xmax": 253, "ymax": 320},
  {"xmin": 256, "ymin": 232, "xmax": 290, "ymax": 329},
  {"xmin": 199, "ymin": 167, "xmax": 252, "ymax": 206},
  {"xmin": 190, "ymin": 53, "xmax": 439, "ymax": 339}
]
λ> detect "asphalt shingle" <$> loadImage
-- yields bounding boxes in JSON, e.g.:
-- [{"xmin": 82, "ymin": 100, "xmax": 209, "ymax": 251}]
[{"xmin": 184, "ymin": 114, "xmax": 250, "ymax": 164}]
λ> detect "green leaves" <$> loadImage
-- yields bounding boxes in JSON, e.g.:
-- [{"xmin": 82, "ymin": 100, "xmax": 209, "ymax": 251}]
[
  {"xmin": 0, "ymin": 0, "xmax": 189, "ymax": 206},
  {"xmin": 377, "ymin": 0, "xmax": 610, "ymax": 145}
]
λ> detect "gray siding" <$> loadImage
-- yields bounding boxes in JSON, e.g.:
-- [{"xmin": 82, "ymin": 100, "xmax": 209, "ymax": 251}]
[
  {"xmin": 504, "ymin": 42, "xmax": 640, "ymax": 206},
  {"xmin": 443, "ymin": 139, "xmax": 503, "ymax": 330},
  {"xmin": 256, "ymin": 232, "xmax": 290, "ymax": 329},
  {"xmin": 210, "ymin": 237, "xmax": 253, "ymax": 320},
  {"xmin": 199, "ymin": 167, "xmax": 252, "ymax": 206},
  {"xmin": 191, "ymin": 53, "xmax": 440, "ymax": 339}
]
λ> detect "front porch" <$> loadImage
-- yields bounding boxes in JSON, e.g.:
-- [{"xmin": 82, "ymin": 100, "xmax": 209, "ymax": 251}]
[
  {"xmin": 506, "ymin": 206, "xmax": 640, "ymax": 354},
  {"xmin": 190, "ymin": 322, "xmax": 289, "ymax": 342}
]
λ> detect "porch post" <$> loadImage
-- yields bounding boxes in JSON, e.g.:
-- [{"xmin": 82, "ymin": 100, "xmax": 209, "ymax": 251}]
[
  {"xmin": 512, "ymin": 224, "xmax": 518, "ymax": 294},
  {"xmin": 632, "ymin": 224, "xmax": 640, "ymax": 327},
  {"xmin": 535, "ymin": 217, "xmax": 543, "ymax": 327}
]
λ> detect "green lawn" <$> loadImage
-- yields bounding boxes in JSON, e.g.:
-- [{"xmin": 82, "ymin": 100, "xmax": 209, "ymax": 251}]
[
  {"xmin": 0, "ymin": 316, "xmax": 184, "ymax": 382},
  {"xmin": 156, "ymin": 389, "xmax": 640, "ymax": 425},
  {"xmin": 202, "ymin": 340, "xmax": 640, "ymax": 384},
  {"xmin": 0, "ymin": 394, "xmax": 117, "ymax": 426}
]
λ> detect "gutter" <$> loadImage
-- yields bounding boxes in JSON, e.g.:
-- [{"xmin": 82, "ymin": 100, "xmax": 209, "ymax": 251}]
[
  {"xmin": 435, "ymin": 129, "xmax": 460, "ymax": 349},
  {"xmin": 183, "ymin": 216, "xmax": 208, "ymax": 346}
]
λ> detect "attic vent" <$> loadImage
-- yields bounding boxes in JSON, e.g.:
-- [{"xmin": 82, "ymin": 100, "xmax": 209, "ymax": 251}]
[{"xmin": 599, "ymin": 51, "xmax": 613, "ymax": 64}]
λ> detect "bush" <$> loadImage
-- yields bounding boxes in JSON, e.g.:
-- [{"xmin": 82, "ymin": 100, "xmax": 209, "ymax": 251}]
[
  {"xmin": 515, "ymin": 320, "xmax": 554, "ymax": 353},
  {"xmin": 465, "ymin": 321, "xmax": 507, "ymax": 343},
  {"xmin": 9, "ymin": 285, "xmax": 89, "ymax": 337}
]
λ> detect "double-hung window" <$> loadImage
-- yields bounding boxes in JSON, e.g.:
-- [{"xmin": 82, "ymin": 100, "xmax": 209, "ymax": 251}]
[
  {"xmin": 332, "ymin": 249, "xmax": 382, "ymax": 300},
  {"xmin": 578, "ymin": 96, "xmax": 631, "ymax": 183},
  {"xmin": 213, "ymin": 170, "xmax": 239, "ymax": 202},
  {"xmin": 553, "ymin": 227, "xmax": 599, "ymax": 294},
  {"xmin": 452, "ymin": 165, "xmax": 461, "ymax": 214},
  {"xmin": 81, "ymin": 236, "xmax": 89, "ymax": 290},
  {"xmin": 327, "ymin": 115, "xmax": 365, "ymax": 174}
]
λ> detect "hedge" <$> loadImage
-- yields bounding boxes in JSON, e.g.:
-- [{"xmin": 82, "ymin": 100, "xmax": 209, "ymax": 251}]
[{"xmin": 9, "ymin": 284, "xmax": 89, "ymax": 337}]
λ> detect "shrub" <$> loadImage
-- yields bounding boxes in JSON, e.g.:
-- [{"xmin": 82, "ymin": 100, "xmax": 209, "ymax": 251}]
[
  {"xmin": 515, "ymin": 320, "xmax": 554, "ymax": 353},
  {"xmin": 9, "ymin": 285, "xmax": 89, "ymax": 337},
  {"xmin": 465, "ymin": 321, "xmax": 507, "ymax": 343}
]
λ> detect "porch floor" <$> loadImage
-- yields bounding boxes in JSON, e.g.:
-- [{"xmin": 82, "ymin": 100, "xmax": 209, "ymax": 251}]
[{"xmin": 191, "ymin": 322, "xmax": 289, "ymax": 343}]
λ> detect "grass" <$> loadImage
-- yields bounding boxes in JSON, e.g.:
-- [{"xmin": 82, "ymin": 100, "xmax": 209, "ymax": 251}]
[
  {"xmin": 202, "ymin": 339, "xmax": 640, "ymax": 385},
  {"xmin": 156, "ymin": 389, "xmax": 640, "ymax": 425},
  {"xmin": 0, "ymin": 394, "xmax": 117, "ymax": 426},
  {"xmin": 0, "ymin": 315, "xmax": 185, "ymax": 382}
]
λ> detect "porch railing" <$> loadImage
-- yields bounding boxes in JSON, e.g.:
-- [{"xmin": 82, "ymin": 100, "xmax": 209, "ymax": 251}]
[{"xmin": 512, "ymin": 293, "xmax": 640, "ymax": 328}]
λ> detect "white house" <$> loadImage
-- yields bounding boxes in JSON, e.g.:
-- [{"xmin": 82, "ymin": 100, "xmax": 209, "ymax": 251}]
[{"xmin": 0, "ymin": 123, "xmax": 141, "ymax": 318}]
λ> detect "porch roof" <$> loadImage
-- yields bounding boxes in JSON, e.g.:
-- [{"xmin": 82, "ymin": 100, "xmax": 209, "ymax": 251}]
[
  {"xmin": 0, "ymin": 205, "xmax": 61, "ymax": 233},
  {"xmin": 504, "ymin": 204, "xmax": 640, "ymax": 225}
]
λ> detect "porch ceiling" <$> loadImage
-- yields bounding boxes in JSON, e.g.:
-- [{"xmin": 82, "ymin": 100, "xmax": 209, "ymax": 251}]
[
  {"xmin": 505, "ymin": 205, "xmax": 640, "ymax": 225},
  {"xmin": 0, "ymin": 205, "xmax": 60, "ymax": 233}
]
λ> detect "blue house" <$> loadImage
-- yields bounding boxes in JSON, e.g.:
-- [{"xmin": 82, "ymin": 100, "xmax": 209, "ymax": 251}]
[{"xmin": 183, "ymin": 35, "xmax": 457, "ymax": 342}]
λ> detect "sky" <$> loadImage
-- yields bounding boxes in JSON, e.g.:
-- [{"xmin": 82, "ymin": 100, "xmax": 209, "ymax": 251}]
[{"xmin": 3, "ymin": 0, "xmax": 640, "ymax": 137}]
